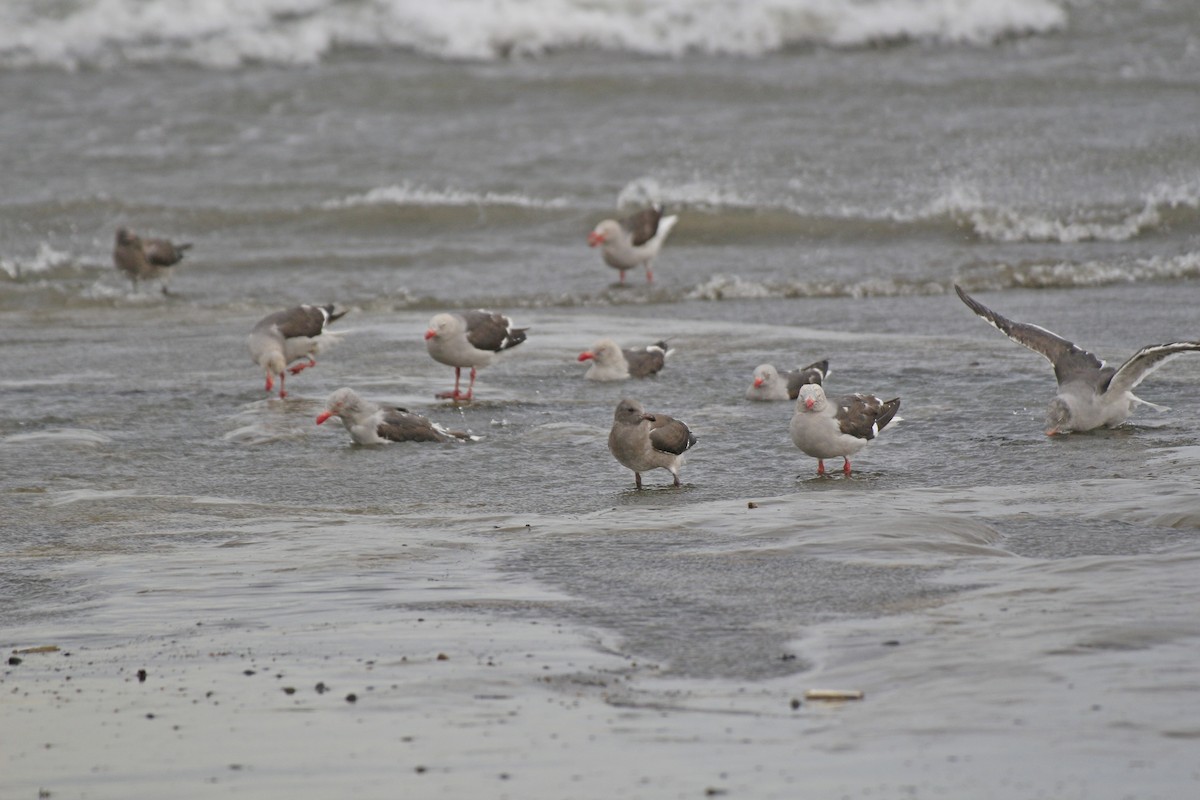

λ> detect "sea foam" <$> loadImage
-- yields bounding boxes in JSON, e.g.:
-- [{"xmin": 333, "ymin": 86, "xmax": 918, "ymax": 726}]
[{"xmin": 0, "ymin": 0, "xmax": 1069, "ymax": 70}]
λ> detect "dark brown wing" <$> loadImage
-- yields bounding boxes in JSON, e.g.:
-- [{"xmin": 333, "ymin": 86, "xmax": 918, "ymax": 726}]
[
  {"xmin": 648, "ymin": 414, "xmax": 697, "ymax": 455},
  {"xmin": 271, "ymin": 304, "xmax": 340, "ymax": 339},
  {"xmin": 834, "ymin": 394, "xmax": 901, "ymax": 441},
  {"xmin": 621, "ymin": 206, "xmax": 663, "ymax": 247},
  {"xmin": 142, "ymin": 238, "xmax": 192, "ymax": 267},
  {"xmin": 955, "ymin": 285, "xmax": 1108, "ymax": 389},
  {"xmin": 376, "ymin": 408, "xmax": 450, "ymax": 443},
  {"xmin": 785, "ymin": 359, "xmax": 829, "ymax": 399},
  {"xmin": 462, "ymin": 309, "xmax": 527, "ymax": 353},
  {"xmin": 624, "ymin": 341, "xmax": 669, "ymax": 378}
]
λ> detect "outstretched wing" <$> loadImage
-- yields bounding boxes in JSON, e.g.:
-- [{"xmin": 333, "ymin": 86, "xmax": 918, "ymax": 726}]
[
  {"xmin": 1106, "ymin": 342, "xmax": 1200, "ymax": 396},
  {"xmin": 954, "ymin": 285, "xmax": 1106, "ymax": 388},
  {"xmin": 621, "ymin": 206, "xmax": 663, "ymax": 247}
]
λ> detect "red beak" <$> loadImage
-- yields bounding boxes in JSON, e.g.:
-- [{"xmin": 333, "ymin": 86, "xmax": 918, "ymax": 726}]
[
  {"xmin": 578, "ymin": 352, "xmax": 594, "ymax": 362},
  {"xmin": 315, "ymin": 411, "xmax": 333, "ymax": 425},
  {"xmin": 424, "ymin": 329, "xmax": 435, "ymax": 341},
  {"xmin": 753, "ymin": 377, "xmax": 764, "ymax": 388},
  {"xmin": 587, "ymin": 231, "xmax": 604, "ymax": 247},
  {"xmin": 805, "ymin": 398, "xmax": 815, "ymax": 410}
]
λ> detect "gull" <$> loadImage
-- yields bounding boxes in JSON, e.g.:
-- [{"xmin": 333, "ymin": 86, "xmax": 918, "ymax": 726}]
[
  {"xmin": 247, "ymin": 303, "xmax": 346, "ymax": 399},
  {"xmin": 424, "ymin": 309, "xmax": 527, "ymax": 402},
  {"xmin": 316, "ymin": 388, "xmax": 475, "ymax": 444},
  {"xmin": 113, "ymin": 226, "xmax": 192, "ymax": 295},
  {"xmin": 955, "ymin": 284, "xmax": 1200, "ymax": 435},
  {"xmin": 608, "ymin": 397, "xmax": 697, "ymax": 489},
  {"xmin": 588, "ymin": 204, "xmax": 678, "ymax": 284},
  {"xmin": 746, "ymin": 360, "xmax": 829, "ymax": 401},
  {"xmin": 789, "ymin": 384, "xmax": 900, "ymax": 476},
  {"xmin": 578, "ymin": 338, "xmax": 673, "ymax": 381}
]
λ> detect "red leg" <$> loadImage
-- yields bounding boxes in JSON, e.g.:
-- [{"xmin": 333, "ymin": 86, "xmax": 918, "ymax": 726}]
[
  {"xmin": 436, "ymin": 367, "xmax": 463, "ymax": 400},
  {"xmin": 646, "ymin": 265, "xmax": 654, "ymax": 283},
  {"xmin": 817, "ymin": 459, "xmax": 826, "ymax": 476},
  {"xmin": 264, "ymin": 374, "xmax": 274, "ymax": 393},
  {"xmin": 619, "ymin": 270, "xmax": 626, "ymax": 283},
  {"xmin": 288, "ymin": 356, "xmax": 316, "ymax": 375},
  {"xmin": 843, "ymin": 458, "xmax": 852, "ymax": 476},
  {"xmin": 462, "ymin": 367, "xmax": 477, "ymax": 401},
  {"xmin": 278, "ymin": 371, "xmax": 287, "ymax": 399}
]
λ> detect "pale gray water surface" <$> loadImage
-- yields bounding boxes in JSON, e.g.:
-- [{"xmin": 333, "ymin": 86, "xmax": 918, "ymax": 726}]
[{"xmin": 3, "ymin": 1, "xmax": 1200, "ymax": 798}]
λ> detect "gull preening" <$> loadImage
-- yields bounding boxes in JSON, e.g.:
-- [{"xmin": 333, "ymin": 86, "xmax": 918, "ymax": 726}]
[
  {"xmin": 789, "ymin": 384, "xmax": 900, "ymax": 476},
  {"xmin": 607, "ymin": 397, "xmax": 697, "ymax": 489},
  {"xmin": 588, "ymin": 204, "xmax": 678, "ymax": 284},
  {"xmin": 955, "ymin": 284, "xmax": 1200, "ymax": 435},
  {"xmin": 247, "ymin": 303, "xmax": 346, "ymax": 399}
]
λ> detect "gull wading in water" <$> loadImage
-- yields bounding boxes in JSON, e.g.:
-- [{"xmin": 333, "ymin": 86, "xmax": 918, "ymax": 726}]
[
  {"xmin": 587, "ymin": 204, "xmax": 678, "ymax": 284},
  {"xmin": 745, "ymin": 359, "xmax": 829, "ymax": 402},
  {"xmin": 424, "ymin": 309, "xmax": 527, "ymax": 402},
  {"xmin": 789, "ymin": 384, "xmax": 900, "ymax": 476},
  {"xmin": 316, "ymin": 388, "xmax": 476, "ymax": 444},
  {"xmin": 113, "ymin": 226, "xmax": 192, "ymax": 295},
  {"xmin": 578, "ymin": 338, "xmax": 673, "ymax": 381},
  {"xmin": 608, "ymin": 397, "xmax": 697, "ymax": 489},
  {"xmin": 955, "ymin": 284, "xmax": 1200, "ymax": 435},
  {"xmin": 247, "ymin": 303, "xmax": 346, "ymax": 399}
]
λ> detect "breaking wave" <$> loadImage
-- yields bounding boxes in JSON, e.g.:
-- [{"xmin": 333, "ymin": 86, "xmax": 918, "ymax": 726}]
[{"xmin": 0, "ymin": 0, "xmax": 1069, "ymax": 70}]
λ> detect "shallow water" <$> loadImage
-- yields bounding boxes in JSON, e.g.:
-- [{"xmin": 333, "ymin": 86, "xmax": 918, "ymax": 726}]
[{"xmin": 3, "ymin": 1, "xmax": 1200, "ymax": 798}]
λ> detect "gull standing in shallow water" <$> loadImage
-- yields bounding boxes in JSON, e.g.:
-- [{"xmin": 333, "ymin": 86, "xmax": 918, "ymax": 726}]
[
  {"xmin": 789, "ymin": 384, "xmax": 900, "ymax": 476},
  {"xmin": 955, "ymin": 284, "xmax": 1200, "ymax": 435},
  {"xmin": 424, "ymin": 309, "xmax": 527, "ymax": 402},
  {"xmin": 247, "ymin": 303, "xmax": 346, "ymax": 399},
  {"xmin": 316, "ymin": 388, "xmax": 476, "ymax": 444},
  {"xmin": 112, "ymin": 226, "xmax": 192, "ymax": 295},
  {"xmin": 745, "ymin": 359, "xmax": 829, "ymax": 401},
  {"xmin": 608, "ymin": 398, "xmax": 697, "ymax": 489},
  {"xmin": 587, "ymin": 204, "xmax": 678, "ymax": 284},
  {"xmin": 578, "ymin": 338, "xmax": 673, "ymax": 381}
]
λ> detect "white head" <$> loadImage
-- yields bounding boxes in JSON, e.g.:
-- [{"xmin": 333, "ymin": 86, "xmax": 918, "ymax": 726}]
[
  {"xmin": 424, "ymin": 312, "xmax": 461, "ymax": 343},
  {"xmin": 752, "ymin": 364, "xmax": 781, "ymax": 389},
  {"xmin": 579, "ymin": 338, "xmax": 622, "ymax": 366},
  {"xmin": 797, "ymin": 383, "xmax": 828, "ymax": 412},
  {"xmin": 319, "ymin": 387, "xmax": 364, "ymax": 420},
  {"xmin": 587, "ymin": 219, "xmax": 621, "ymax": 248}
]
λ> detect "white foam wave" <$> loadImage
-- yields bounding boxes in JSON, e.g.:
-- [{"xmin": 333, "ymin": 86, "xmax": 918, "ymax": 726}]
[
  {"xmin": 3, "ymin": 429, "xmax": 115, "ymax": 447},
  {"xmin": 0, "ymin": 243, "xmax": 77, "ymax": 279},
  {"xmin": 911, "ymin": 181, "xmax": 1200, "ymax": 244},
  {"xmin": 0, "ymin": 0, "xmax": 1069, "ymax": 70},
  {"xmin": 322, "ymin": 183, "xmax": 569, "ymax": 210},
  {"xmin": 689, "ymin": 252, "xmax": 1200, "ymax": 300}
]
